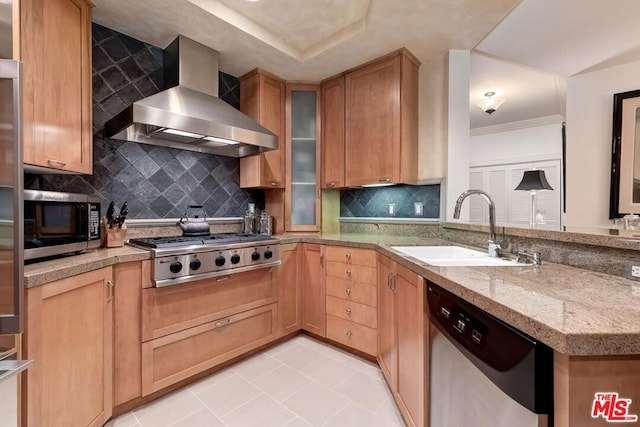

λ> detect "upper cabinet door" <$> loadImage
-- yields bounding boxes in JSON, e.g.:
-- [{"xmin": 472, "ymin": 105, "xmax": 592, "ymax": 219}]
[
  {"xmin": 344, "ymin": 50, "xmax": 419, "ymax": 187},
  {"xmin": 285, "ymin": 83, "xmax": 321, "ymax": 232},
  {"xmin": 239, "ymin": 69, "xmax": 286, "ymax": 189},
  {"xmin": 20, "ymin": 0, "xmax": 93, "ymax": 174},
  {"xmin": 320, "ymin": 75, "xmax": 345, "ymax": 189}
]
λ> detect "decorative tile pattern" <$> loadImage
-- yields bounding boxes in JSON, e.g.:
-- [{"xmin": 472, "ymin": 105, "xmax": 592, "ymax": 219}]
[
  {"xmin": 340, "ymin": 184, "xmax": 441, "ymax": 218},
  {"xmin": 24, "ymin": 23, "xmax": 262, "ymax": 219}
]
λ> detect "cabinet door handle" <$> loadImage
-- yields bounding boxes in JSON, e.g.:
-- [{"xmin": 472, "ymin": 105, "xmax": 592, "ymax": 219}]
[
  {"xmin": 345, "ymin": 287, "xmax": 351, "ymax": 295},
  {"xmin": 346, "ymin": 253, "xmax": 351, "ymax": 260},
  {"xmin": 346, "ymin": 308, "xmax": 351, "ymax": 316},
  {"xmin": 320, "ymin": 253, "xmax": 324, "ymax": 266},
  {"xmin": 326, "ymin": 182, "xmax": 336, "ymax": 188},
  {"xmin": 106, "ymin": 280, "xmax": 114, "ymax": 303},
  {"xmin": 48, "ymin": 159, "xmax": 67, "ymax": 168},
  {"xmin": 214, "ymin": 318, "xmax": 231, "ymax": 328},
  {"xmin": 216, "ymin": 276, "xmax": 230, "ymax": 282},
  {"xmin": 392, "ymin": 273, "xmax": 397, "ymax": 293},
  {"xmin": 379, "ymin": 178, "xmax": 391, "ymax": 183},
  {"xmin": 346, "ymin": 331, "xmax": 352, "ymax": 337},
  {"xmin": 387, "ymin": 272, "xmax": 393, "ymax": 290}
]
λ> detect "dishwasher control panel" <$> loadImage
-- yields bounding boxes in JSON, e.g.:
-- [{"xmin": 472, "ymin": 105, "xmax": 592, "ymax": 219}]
[{"xmin": 437, "ymin": 298, "xmax": 488, "ymax": 349}]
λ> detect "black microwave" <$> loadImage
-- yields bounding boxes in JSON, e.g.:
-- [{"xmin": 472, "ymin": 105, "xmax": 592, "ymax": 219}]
[{"xmin": 24, "ymin": 190, "xmax": 101, "ymax": 260}]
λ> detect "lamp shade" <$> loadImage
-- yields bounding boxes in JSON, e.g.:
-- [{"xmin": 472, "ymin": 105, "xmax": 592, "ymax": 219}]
[{"xmin": 514, "ymin": 170, "xmax": 554, "ymax": 191}]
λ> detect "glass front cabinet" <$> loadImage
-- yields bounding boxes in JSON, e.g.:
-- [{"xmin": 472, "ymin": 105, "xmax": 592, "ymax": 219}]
[{"xmin": 285, "ymin": 84, "xmax": 321, "ymax": 231}]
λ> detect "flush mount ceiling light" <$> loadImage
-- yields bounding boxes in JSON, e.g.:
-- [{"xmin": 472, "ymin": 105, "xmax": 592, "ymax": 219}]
[{"xmin": 477, "ymin": 91, "xmax": 505, "ymax": 115}]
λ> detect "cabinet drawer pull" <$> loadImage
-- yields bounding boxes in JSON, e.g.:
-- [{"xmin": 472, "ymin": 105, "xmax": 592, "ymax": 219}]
[
  {"xmin": 326, "ymin": 182, "xmax": 336, "ymax": 188},
  {"xmin": 48, "ymin": 159, "xmax": 66, "ymax": 167},
  {"xmin": 379, "ymin": 178, "xmax": 391, "ymax": 183},
  {"xmin": 346, "ymin": 308, "xmax": 351, "ymax": 315},
  {"xmin": 346, "ymin": 253, "xmax": 351, "ymax": 260},
  {"xmin": 346, "ymin": 331, "xmax": 352, "ymax": 337},
  {"xmin": 346, "ymin": 269, "xmax": 351, "ymax": 277},
  {"xmin": 270, "ymin": 182, "xmax": 280, "ymax": 187},
  {"xmin": 216, "ymin": 276, "xmax": 230, "ymax": 282},
  {"xmin": 214, "ymin": 318, "xmax": 231, "ymax": 328},
  {"xmin": 345, "ymin": 288, "xmax": 351, "ymax": 295}
]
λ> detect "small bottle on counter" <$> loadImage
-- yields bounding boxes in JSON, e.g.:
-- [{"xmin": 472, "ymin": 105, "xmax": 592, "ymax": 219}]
[
  {"xmin": 259, "ymin": 210, "xmax": 272, "ymax": 236},
  {"xmin": 244, "ymin": 203, "xmax": 256, "ymax": 234}
]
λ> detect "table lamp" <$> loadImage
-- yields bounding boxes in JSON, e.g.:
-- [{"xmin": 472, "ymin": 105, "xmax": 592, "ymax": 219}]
[{"xmin": 514, "ymin": 170, "xmax": 554, "ymax": 228}]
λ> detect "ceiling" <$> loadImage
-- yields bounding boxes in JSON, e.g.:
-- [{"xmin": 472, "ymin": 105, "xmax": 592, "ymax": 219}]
[
  {"xmin": 92, "ymin": 0, "xmax": 640, "ymax": 131},
  {"xmin": 91, "ymin": 0, "xmax": 520, "ymax": 81},
  {"xmin": 470, "ymin": 0, "xmax": 640, "ymax": 129}
]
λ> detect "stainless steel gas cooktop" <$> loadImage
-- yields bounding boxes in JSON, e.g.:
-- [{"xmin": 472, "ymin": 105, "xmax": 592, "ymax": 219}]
[{"xmin": 128, "ymin": 233, "xmax": 281, "ymax": 287}]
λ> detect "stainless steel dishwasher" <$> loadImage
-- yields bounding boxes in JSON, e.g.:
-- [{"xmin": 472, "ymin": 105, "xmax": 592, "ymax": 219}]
[{"xmin": 427, "ymin": 282, "xmax": 553, "ymax": 427}]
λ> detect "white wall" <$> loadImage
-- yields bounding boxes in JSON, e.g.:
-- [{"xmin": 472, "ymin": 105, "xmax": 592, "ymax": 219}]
[
  {"xmin": 565, "ymin": 59, "xmax": 640, "ymax": 227},
  {"xmin": 469, "ymin": 122, "xmax": 563, "ymax": 165},
  {"xmin": 445, "ymin": 50, "xmax": 471, "ymax": 221}
]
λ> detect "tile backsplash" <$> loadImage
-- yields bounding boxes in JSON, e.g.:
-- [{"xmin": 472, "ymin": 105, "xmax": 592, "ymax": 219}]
[
  {"xmin": 25, "ymin": 23, "xmax": 262, "ymax": 219},
  {"xmin": 340, "ymin": 184, "xmax": 440, "ymax": 218}
]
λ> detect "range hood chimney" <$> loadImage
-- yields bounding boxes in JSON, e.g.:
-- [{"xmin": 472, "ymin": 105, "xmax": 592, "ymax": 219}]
[{"xmin": 105, "ymin": 36, "xmax": 277, "ymax": 157}]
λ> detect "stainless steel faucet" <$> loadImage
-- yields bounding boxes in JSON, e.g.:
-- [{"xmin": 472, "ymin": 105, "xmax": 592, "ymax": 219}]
[{"xmin": 453, "ymin": 189, "xmax": 506, "ymax": 257}]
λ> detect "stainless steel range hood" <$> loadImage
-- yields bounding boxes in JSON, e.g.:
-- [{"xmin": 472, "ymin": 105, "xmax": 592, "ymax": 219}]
[{"xmin": 105, "ymin": 36, "xmax": 277, "ymax": 157}]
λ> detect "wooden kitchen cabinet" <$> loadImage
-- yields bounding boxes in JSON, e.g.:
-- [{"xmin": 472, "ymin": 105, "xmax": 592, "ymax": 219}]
[
  {"xmin": 325, "ymin": 246, "xmax": 377, "ymax": 356},
  {"xmin": 278, "ymin": 244, "xmax": 301, "ymax": 336},
  {"xmin": 239, "ymin": 68, "xmax": 286, "ymax": 188},
  {"xmin": 301, "ymin": 244, "xmax": 326, "ymax": 336},
  {"xmin": 285, "ymin": 84, "xmax": 321, "ymax": 231},
  {"xmin": 377, "ymin": 254, "xmax": 427, "ymax": 427},
  {"xmin": 142, "ymin": 304, "xmax": 277, "ymax": 395},
  {"xmin": 18, "ymin": 0, "xmax": 93, "ymax": 174},
  {"xmin": 554, "ymin": 353, "xmax": 640, "ymax": 427},
  {"xmin": 24, "ymin": 267, "xmax": 113, "ymax": 427},
  {"xmin": 378, "ymin": 255, "xmax": 396, "ymax": 387},
  {"xmin": 113, "ymin": 260, "xmax": 151, "ymax": 407},
  {"xmin": 320, "ymin": 76, "xmax": 345, "ymax": 189},
  {"xmin": 140, "ymin": 267, "xmax": 278, "ymax": 395},
  {"xmin": 344, "ymin": 49, "xmax": 419, "ymax": 187}
]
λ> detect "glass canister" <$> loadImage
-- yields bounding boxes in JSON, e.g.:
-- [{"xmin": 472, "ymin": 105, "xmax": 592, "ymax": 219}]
[
  {"xmin": 259, "ymin": 210, "xmax": 272, "ymax": 236},
  {"xmin": 243, "ymin": 203, "xmax": 256, "ymax": 234}
]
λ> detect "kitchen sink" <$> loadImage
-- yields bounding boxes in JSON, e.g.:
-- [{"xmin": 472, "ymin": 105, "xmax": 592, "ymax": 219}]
[{"xmin": 391, "ymin": 245, "xmax": 520, "ymax": 267}]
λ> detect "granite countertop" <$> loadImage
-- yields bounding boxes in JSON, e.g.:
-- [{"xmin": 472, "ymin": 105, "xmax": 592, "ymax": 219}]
[
  {"xmin": 23, "ymin": 233, "xmax": 640, "ymax": 356},
  {"xmin": 23, "ymin": 246, "xmax": 151, "ymax": 288}
]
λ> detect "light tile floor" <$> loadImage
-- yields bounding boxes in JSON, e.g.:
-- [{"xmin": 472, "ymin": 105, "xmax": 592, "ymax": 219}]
[{"xmin": 106, "ymin": 335, "xmax": 406, "ymax": 427}]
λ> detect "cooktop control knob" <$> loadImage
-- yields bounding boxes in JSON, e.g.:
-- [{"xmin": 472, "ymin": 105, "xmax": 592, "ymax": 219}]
[
  {"xmin": 190, "ymin": 259, "xmax": 201, "ymax": 271},
  {"xmin": 170, "ymin": 261, "xmax": 183, "ymax": 274},
  {"xmin": 215, "ymin": 256, "xmax": 226, "ymax": 267},
  {"xmin": 264, "ymin": 250, "xmax": 273, "ymax": 259},
  {"xmin": 231, "ymin": 254, "xmax": 241, "ymax": 264},
  {"xmin": 251, "ymin": 251, "xmax": 260, "ymax": 261}
]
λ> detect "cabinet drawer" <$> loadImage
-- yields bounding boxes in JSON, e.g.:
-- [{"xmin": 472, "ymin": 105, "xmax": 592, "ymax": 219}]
[
  {"xmin": 142, "ymin": 303, "xmax": 277, "ymax": 396},
  {"xmin": 326, "ymin": 296, "xmax": 377, "ymax": 328},
  {"xmin": 326, "ymin": 261, "xmax": 376, "ymax": 284},
  {"xmin": 326, "ymin": 277, "xmax": 376, "ymax": 306},
  {"xmin": 142, "ymin": 268, "xmax": 276, "ymax": 341},
  {"xmin": 326, "ymin": 247, "xmax": 376, "ymax": 267},
  {"xmin": 326, "ymin": 315, "xmax": 377, "ymax": 356}
]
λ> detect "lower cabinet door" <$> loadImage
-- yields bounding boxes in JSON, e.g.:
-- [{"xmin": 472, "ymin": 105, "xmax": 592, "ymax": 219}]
[
  {"xmin": 25, "ymin": 267, "xmax": 113, "ymax": 427},
  {"xmin": 141, "ymin": 303, "xmax": 277, "ymax": 395}
]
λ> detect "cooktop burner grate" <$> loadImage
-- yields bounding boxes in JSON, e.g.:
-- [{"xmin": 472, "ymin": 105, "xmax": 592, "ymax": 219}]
[{"xmin": 129, "ymin": 233, "xmax": 272, "ymax": 248}]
